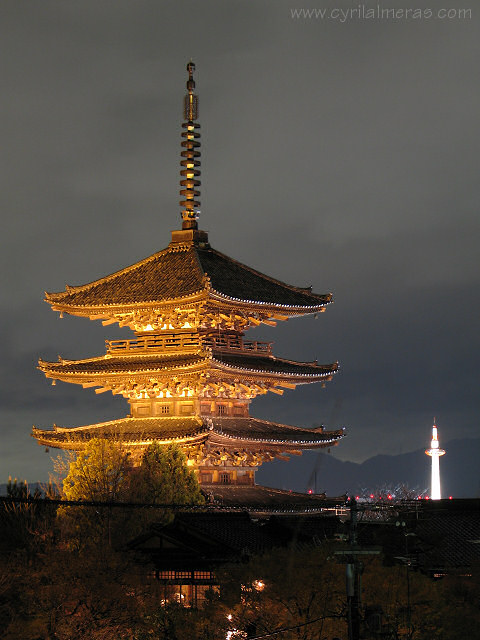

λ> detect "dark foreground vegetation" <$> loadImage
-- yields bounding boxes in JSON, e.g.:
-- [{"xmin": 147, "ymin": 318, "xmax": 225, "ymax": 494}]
[{"xmin": 1, "ymin": 441, "xmax": 479, "ymax": 640}]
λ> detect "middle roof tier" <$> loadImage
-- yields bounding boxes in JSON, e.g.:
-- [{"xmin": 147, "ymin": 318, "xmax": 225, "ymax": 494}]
[{"xmin": 39, "ymin": 349, "xmax": 338, "ymax": 399}]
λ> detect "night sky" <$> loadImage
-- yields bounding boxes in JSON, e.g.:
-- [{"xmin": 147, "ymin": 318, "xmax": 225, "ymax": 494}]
[{"xmin": 2, "ymin": 2, "xmax": 479, "ymax": 484}]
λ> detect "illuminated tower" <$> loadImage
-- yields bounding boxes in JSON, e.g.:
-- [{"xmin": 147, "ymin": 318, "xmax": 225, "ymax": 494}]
[
  {"xmin": 425, "ymin": 420, "xmax": 445, "ymax": 500},
  {"xmin": 32, "ymin": 63, "xmax": 344, "ymax": 487}
]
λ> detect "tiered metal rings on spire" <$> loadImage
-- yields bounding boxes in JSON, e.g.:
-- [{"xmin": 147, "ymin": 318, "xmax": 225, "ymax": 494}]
[{"xmin": 180, "ymin": 62, "xmax": 201, "ymax": 230}]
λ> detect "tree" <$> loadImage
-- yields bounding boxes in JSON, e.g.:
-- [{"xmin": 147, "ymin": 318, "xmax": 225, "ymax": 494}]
[
  {"xmin": 125, "ymin": 442, "xmax": 204, "ymax": 539},
  {"xmin": 130, "ymin": 442, "xmax": 204, "ymax": 506},
  {"xmin": 56, "ymin": 438, "xmax": 131, "ymax": 552},
  {"xmin": 61, "ymin": 438, "xmax": 131, "ymax": 503},
  {"xmin": 217, "ymin": 545, "xmax": 347, "ymax": 640},
  {"xmin": 57, "ymin": 439, "xmax": 204, "ymax": 551}
]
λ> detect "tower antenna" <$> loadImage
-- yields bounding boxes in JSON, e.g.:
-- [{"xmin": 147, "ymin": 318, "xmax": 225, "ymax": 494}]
[
  {"xmin": 179, "ymin": 61, "xmax": 201, "ymax": 230},
  {"xmin": 425, "ymin": 419, "xmax": 445, "ymax": 499}
]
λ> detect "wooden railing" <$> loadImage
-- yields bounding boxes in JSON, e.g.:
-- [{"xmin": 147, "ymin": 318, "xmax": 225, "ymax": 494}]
[{"xmin": 106, "ymin": 333, "xmax": 272, "ymax": 355}]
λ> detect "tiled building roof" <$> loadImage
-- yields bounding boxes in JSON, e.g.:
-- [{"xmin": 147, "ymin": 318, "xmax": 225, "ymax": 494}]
[
  {"xmin": 45, "ymin": 240, "xmax": 331, "ymax": 311},
  {"xmin": 31, "ymin": 415, "xmax": 343, "ymax": 448},
  {"xmin": 197, "ymin": 246, "xmax": 330, "ymax": 307},
  {"xmin": 38, "ymin": 353, "xmax": 204, "ymax": 375},
  {"xmin": 38, "ymin": 350, "xmax": 338, "ymax": 380}
]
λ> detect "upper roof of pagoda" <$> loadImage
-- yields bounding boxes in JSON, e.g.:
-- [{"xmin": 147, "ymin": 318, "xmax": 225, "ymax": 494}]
[
  {"xmin": 44, "ymin": 63, "xmax": 331, "ymax": 323},
  {"xmin": 44, "ymin": 236, "xmax": 332, "ymax": 316}
]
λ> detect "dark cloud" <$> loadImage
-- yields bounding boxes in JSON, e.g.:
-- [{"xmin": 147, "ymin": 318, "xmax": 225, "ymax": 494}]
[{"xmin": 1, "ymin": 1, "xmax": 478, "ymax": 483}]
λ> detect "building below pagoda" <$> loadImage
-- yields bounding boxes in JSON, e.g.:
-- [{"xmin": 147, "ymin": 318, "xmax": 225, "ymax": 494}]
[{"xmin": 32, "ymin": 63, "xmax": 344, "ymax": 488}]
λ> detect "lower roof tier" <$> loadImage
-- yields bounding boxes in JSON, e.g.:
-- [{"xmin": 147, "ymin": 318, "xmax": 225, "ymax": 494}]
[{"xmin": 31, "ymin": 415, "xmax": 344, "ymax": 452}]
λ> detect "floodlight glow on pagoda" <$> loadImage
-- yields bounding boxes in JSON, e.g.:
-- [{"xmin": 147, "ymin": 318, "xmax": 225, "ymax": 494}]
[
  {"xmin": 425, "ymin": 420, "xmax": 445, "ymax": 500},
  {"xmin": 32, "ymin": 62, "xmax": 345, "ymax": 487}
]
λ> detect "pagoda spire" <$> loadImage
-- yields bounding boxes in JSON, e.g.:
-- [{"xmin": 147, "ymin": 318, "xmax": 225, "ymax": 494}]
[{"xmin": 179, "ymin": 61, "xmax": 201, "ymax": 230}]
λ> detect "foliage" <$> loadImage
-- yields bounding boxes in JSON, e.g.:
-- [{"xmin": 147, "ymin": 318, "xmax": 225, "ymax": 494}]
[
  {"xmin": 217, "ymin": 545, "xmax": 347, "ymax": 640},
  {"xmin": 130, "ymin": 442, "xmax": 204, "ymax": 506},
  {"xmin": 61, "ymin": 438, "xmax": 131, "ymax": 503},
  {"xmin": 0, "ymin": 477, "xmax": 58, "ymax": 556},
  {"xmin": 56, "ymin": 439, "xmax": 204, "ymax": 551},
  {"xmin": 57, "ymin": 438, "xmax": 132, "ymax": 552},
  {"xmin": 1, "ymin": 512, "xmax": 479, "ymax": 640},
  {"xmin": 123, "ymin": 442, "xmax": 205, "ymax": 540}
]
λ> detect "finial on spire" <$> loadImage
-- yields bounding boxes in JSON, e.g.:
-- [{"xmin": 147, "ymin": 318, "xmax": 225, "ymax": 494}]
[{"xmin": 180, "ymin": 61, "xmax": 201, "ymax": 230}]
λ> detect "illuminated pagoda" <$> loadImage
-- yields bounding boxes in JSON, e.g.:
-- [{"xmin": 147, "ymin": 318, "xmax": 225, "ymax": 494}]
[{"xmin": 33, "ymin": 63, "xmax": 343, "ymax": 488}]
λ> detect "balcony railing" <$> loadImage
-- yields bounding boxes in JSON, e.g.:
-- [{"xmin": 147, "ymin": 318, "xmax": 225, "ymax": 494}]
[{"xmin": 106, "ymin": 333, "xmax": 272, "ymax": 355}]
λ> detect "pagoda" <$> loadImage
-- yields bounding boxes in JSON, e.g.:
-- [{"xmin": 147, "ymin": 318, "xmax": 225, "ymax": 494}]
[{"xmin": 33, "ymin": 63, "xmax": 343, "ymax": 488}]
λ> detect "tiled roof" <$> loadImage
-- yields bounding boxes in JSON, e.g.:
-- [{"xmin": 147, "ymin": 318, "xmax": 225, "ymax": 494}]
[
  {"xmin": 128, "ymin": 511, "xmax": 345, "ymax": 571},
  {"xmin": 214, "ymin": 353, "xmax": 338, "ymax": 377},
  {"xmin": 46, "ymin": 245, "xmax": 205, "ymax": 306},
  {"xmin": 45, "ymin": 240, "xmax": 331, "ymax": 311},
  {"xmin": 170, "ymin": 512, "xmax": 281, "ymax": 555},
  {"xmin": 210, "ymin": 417, "xmax": 343, "ymax": 444},
  {"xmin": 32, "ymin": 417, "xmax": 206, "ymax": 445},
  {"xmin": 32, "ymin": 416, "xmax": 343, "ymax": 447},
  {"xmin": 197, "ymin": 246, "xmax": 330, "ymax": 308},
  {"xmin": 38, "ymin": 351, "xmax": 337, "ymax": 379},
  {"xmin": 201, "ymin": 485, "xmax": 345, "ymax": 509},
  {"xmin": 38, "ymin": 353, "xmax": 204, "ymax": 375}
]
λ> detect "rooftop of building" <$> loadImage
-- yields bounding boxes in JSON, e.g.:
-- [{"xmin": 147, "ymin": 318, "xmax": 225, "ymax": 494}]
[{"xmin": 45, "ymin": 240, "xmax": 332, "ymax": 313}]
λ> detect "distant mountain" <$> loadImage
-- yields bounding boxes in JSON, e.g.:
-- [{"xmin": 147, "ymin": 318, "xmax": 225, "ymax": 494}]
[
  {"xmin": 256, "ymin": 438, "xmax": 480, "ymax": 498},
  {"xmin": 2, "ymin": 439, "xmax": 478, "ymax": 499}
]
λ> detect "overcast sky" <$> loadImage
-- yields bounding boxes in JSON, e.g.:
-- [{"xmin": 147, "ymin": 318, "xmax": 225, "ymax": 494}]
[{"xmin": 1, "ymin": 1, "xmax": 479, "ymax": 484}]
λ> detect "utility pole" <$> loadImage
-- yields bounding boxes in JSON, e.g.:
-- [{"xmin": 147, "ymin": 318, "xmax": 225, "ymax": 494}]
[
  {"xmin": 346, "ymin": 498, "xmax": 361, "ymax": 640},
  {"xmin": 335, "ymin": 499, "xmax": 381, "ymax": 640}
]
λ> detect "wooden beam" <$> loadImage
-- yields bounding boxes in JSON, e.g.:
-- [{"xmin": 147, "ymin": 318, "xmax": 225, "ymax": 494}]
[{"xmin": 102, "ymin": 318, "xmax": 118, "ymax": 326}]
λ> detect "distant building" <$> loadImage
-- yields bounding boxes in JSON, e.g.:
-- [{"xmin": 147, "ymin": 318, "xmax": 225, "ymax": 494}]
[
  {"xmin": 32, "ymin": 63, "xmax": 343, "ymax": 490},
  {"xmin": 425, "ymin": 421, "xmax": 445, "ymax": 500}
]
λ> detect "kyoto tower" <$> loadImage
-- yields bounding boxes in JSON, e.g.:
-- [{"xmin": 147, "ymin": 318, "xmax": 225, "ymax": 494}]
[{"xmin": 425, "ymin": 420, "xmax": 445, "ymax": 500}]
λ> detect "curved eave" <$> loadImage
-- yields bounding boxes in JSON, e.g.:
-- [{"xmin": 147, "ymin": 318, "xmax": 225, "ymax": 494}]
[
  {"xmin": 45, "ymin": 288, "xmax": 208, "ymax": 317},
  {"xmin": 212, "ymin": 356, "xmax": 339, "ymax": 382},
  {"xmin": 38, "ymin": 352, "xmax": 208, "ymax": 383},
  {"xmin": 208, "ymin": 429, "xmax": 343, "ymax": 448},
  {"xmin": 208, "ymin": 288, "xmax": 332, "ymax": 316},
  {"xmin": 31, "ymin": 416, "xmax": 345, "ymax": 450},
  {"xmin": 38, "ymin": 351, "xmax": 338, "ymax": 385},
  {"xmin": 31, "ymin": 416, "xmax": 209, "ymax": 449},
  {"xmin": 32, "ymin": 430, "xmax": 208, "ymax": 450}
]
